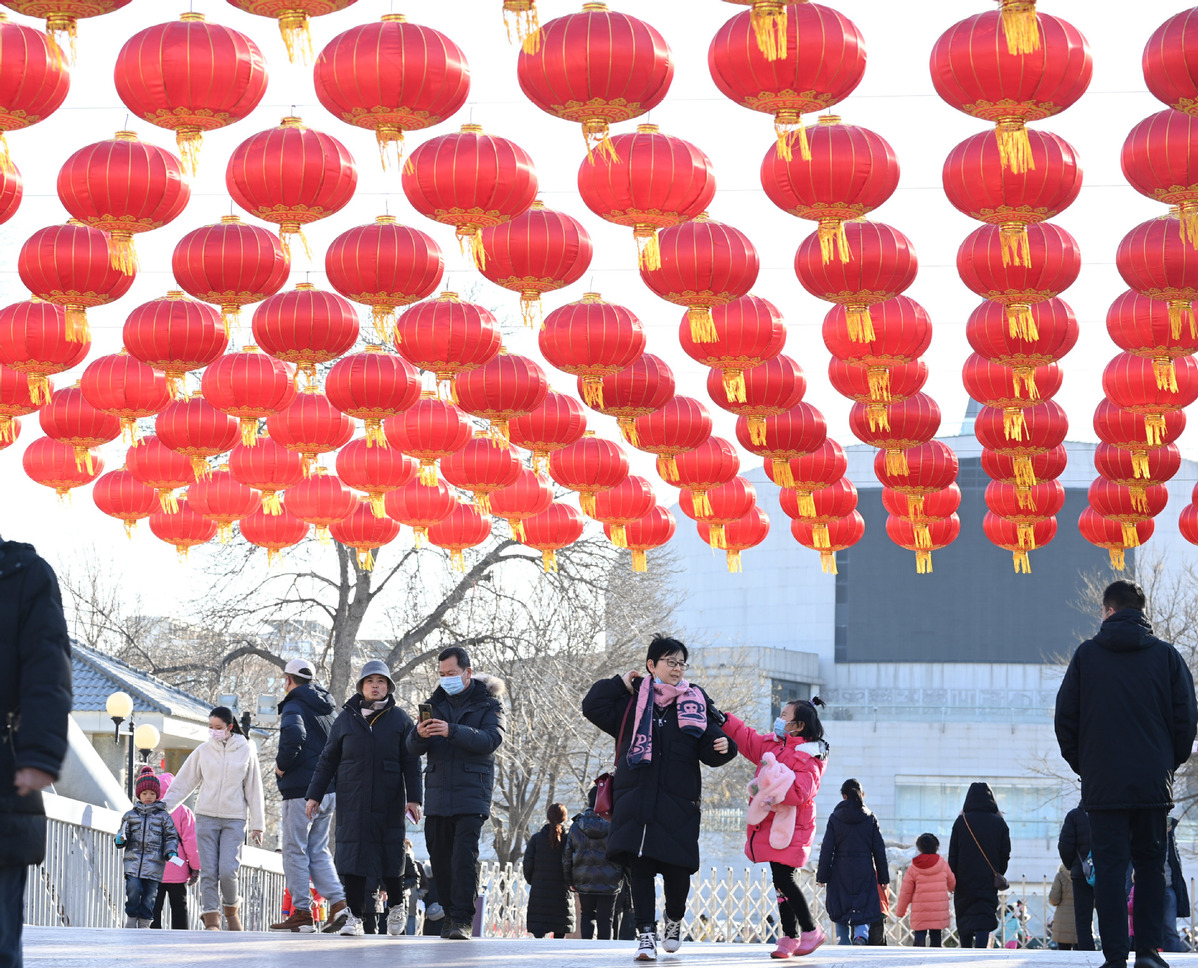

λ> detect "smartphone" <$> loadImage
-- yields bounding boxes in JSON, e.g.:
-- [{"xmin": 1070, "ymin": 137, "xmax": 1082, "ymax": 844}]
[{"xmin": 419, "ymin": 703, "xmax": 433, "ymax": 722}]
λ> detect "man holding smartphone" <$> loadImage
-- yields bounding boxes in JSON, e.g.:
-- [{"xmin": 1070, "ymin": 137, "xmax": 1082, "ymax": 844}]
[{"xmin": 408, "ymin": 647, "xmax": 506, "ymax": 940}]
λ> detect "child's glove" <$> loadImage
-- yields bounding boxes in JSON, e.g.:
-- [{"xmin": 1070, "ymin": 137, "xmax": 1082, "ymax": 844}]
[{"xmin": 188, "ymin": 868, "xmax": 200, "ymax": 886}]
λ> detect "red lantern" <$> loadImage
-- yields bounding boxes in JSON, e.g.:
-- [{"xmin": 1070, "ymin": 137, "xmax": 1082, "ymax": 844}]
[
  {"xmin": 509, "ymin": 391, "xmax": 586, "ymax": 471},
  {"xmin": 883, "ymin": 482, "xmax": 961, "ymax": 522},
  {"xmin": 736, "ymin": 402, "xmax": 827, "ymax": 487},
  {"xmin": 428, "ymin": 502, "xmax": 492, "ymax": 571},
  {"xmin": 394, "ymin": 292, "xmax": 501, "ymax": 396},
  {"xmin": 0, "ymin": 364, "xmax": 40, "ymax": 442},
  {"xmin": 519, "ymin": 502, "xmax": 585, "ymax": 573},
  {"xmin": 201, "ymin": 345, "xmax": 297, "ymax": 445},
  {"xmin": 680, "ymin": 294, "xmax": 784, "ymax": 402},
  {"xmin": 313, "ymin": 14, "xmax": 469, "ymax": 170},
  {"xmin": 172, "ymin": 216, "xmax": 290, "ymax": 330},
  {"xmin": 80, "ymin": 350, "xmax": 170, "ymax": 441},
  {"xmin": 681, "ymin": 474, "xmax": 755, "ymax": 552},
  {"xmin": 966, "ymin": 297, "xmax": 1078, "ymax": 395},
  {"xmin": 779, "ymin": 477, "xmax": 856, "ymax": 554},
  {"xmin": 336, "ymin": 436, "xmax": 418, "ymax": 517},
  {"xmin": 930, "ymin": 10, "xmax": 1092, "ymax": 173},
  {"xmin": 707, "ymin": 354, "xmax": 804, "ymax": 446},
  {"xmin": 402, "ymin": 123, "xmax": 537, "ymax": 269},
  {"xmin": 640, "ymin": 215, "xmax": 759, "ymax": 343},
  {"xmin": 480, "ymin": 201, "xmax": 593, "ymax": 325},
  {"xmin": 670, "ymin": 436, "xmax": 740, "ymax": 519},
  {"xmin": 384, "ymin": 477, "xmax": 456, "ymax": 546},
  {"xmin": 985, "ymin": 480, "xmax": 1066, "ymax": 550},
  {"xmin": 326, "ymin": 216, "xmax": 443, "ymax": 340},
  {"xmin": 576, "ymin": 123, "xmax": 715, "ymax": 270},
  {"xmin": 1116, "ymin": 214, "xmax": 1198, "ymax": 339},
  {"xmin": 93, "ymin": 467, "xmax": 158, "ymax": 536},
  {"xmin": 114, "ymin": 13, "xmax": 267, "ymax": 174},
  {"xmin": 633, "ymin": 395, "xmax": 713, "ymax": 481},
  {"xmin": 227, "ymin": 116, "xmax": 357, "ymax": 257},
  {"xmin": 943, "ymin": 129, "xmax": 1082, "ymax": 266},
  {"xmin": 961, "ymin": 353, "xmax": 1063, "ymax": 439},
  {"xmin": 982, "ymin": 511, "xmax": 1057, "ymax": 573},
  {"xmin": 849, "ymin": 392, "xmax": 941, "ymax": 474},
  {"xmin": 699, "ymin": 505, "xmax": 769, "ymax": 574},
  {"xmin": 225, "ymin": 0, "xmax": 359, "ymax": 63},
  {"xmin": 240, "ymin": 506, "xmax": 309, "ymax": 561},
  {"xmin": 1095, "ymin": 441, "xmax": 1181, "ymax": 514},
  {"xmin": 548, "ymin": 432, "xmax": 630, "ymax": 516},
  {"xmin": 828, "ymin": 359, "xmax": 927, "ymax": 431},
  {"xmin": 766, "ymin": 438, "xmax": 848, "ymax": 518},
  {"xmin": 0, "ymin": 12, "xmax": 68, "ymax": 157},
  {"xmin": 251, "ymin": 282, "xmax": 359, "ymax": 385},
  {"xmin": 23, "ymin": 435, "xmax": 100, "ymax": 498},
  {"xmin": 0, "ymin": 300, "xmax": 85, "ymax": 404},
  {"xmin": 517, "ymin": 4, "xmax": 672, "ymax": 160},
  {"xmin": 1107, "ymin": 290, "xmax": 1198, "ymax": 393},
  {"xmin": 1102, "ymin": 352, "xmax": 1198, "ymax": 445},
  {"xmin": 126, "ymin": 434, "xmax": 196, "ymax": 512},
  {"xmin": 540, "ymin": 292, "xmax": 645, "ymax": 408},
  {"xmin": 123, "ymin": 291, "xmax": 227, "ymax": 398},
  {"xmin": 1078, "ymin": 506, "xmax": 1153, "ymax": 571},
  {"xmin": 284, "ymin": 467, "xmax": 356, "ymax": 542},
  {"xmin": 982, "ymin": 444, "xmax": 1068, "ymax": 498},
  {"xmin": 149, "ymin": 497, "xmax": 217, "ymax": 557},
  {"xmin": 0, "ymin": 421, "xmax": 18, "ymax": 452},
  {"xmin": 886, "ymin": 513, "xmax": 962, "ymax": 575},
  {"xmin": 57, "ymin": 130, "xmax": 189, "ymax": 273},
  {"xmin": 488, "ymin": 465, "xmax": 554, "ymax": 541},
  {"xmin": 0, "ymin": 0, "xmax": 130, "ymax": 52},
  {"xmin": 761, "ymin": 115, "xmax": 899, "ymax": 263},
  {"xmin": 974, "ymin": 399, "xmax": 1068, "ymax": 487},
  {"xmin": 1143, "ymin": 10, "xmax": 1198, "ymax": 115},
  {"xmin": 187, "ymin": 464, "xmax": 261, "ymax": 542},
  {"xmin": 1094, "ymin": 398, "xmax": 1186, "ymax": 463},
  {"xmin": 791, "ymin": 509, "xmax": 864, "ymax": 574},
  {"xmin": 795, "ymin": 220, "xmax": 917, "ymax": 343},
  {"xmin": 453, "ymin": 352, "xmax": 549, "ymax": 442},
  {"xmin": 874, "ymin": 440, "xmax": 961, "ymax": 516},
  {"xmin": 709, "ymin": 4, "xmax": 865, "ymax": 161},
  {"xmin": 229, "ymin": 438, "xmax": 305, "ymax": 514},
  {"xmin": 585, "ymin": 353, "xmax": 675, "ymax": 446},
  {"xmin": 1122, "ymin": 109, "xmax": 1198, "ymax": 247},
  {"xmin": 591, "ymin": 474, "xmax": 655, "ymax": 548},
  {"xmin": 0, "ymin": 155, "xmax": 21, "ymax": 224},
  {"xmin": 325, "ymin": 346, "xmax": 420, "ymax": 447},
  {"xmin": 957, "ymin": 223, "xmax": 1082, "ymax": 341},
  {"xmin": 383, "ymin": 393, "xmax": 472, "ymax": 485},
  {"xmin": 329, "ymin": 498, "xmax": 401, "ymax": 570},
  {"xmin": 266, "ymin": 388, "xmax": 354, "ymax": 472},
  {"xmin": 440, "ymin": 431, "xmax": 523, "ymax": 514},
  {"xmin": 822, "ymin": 295, "xmax": 932, "ymax": 397},
  {"xmin": 610, "ymin": 505, "xmax": 675, "ymax": 572},
  {"xmin": 39, "ymin": 382, "xmax": 119, "ymax": 473},
  {"xmin": 18, "ymin": 222, "xmax": 135, "ymax": 342}
]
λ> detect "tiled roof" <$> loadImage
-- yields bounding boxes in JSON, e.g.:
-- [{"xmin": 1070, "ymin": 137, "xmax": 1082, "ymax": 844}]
[{"xmin": 72, "ymin": 639, "xmax": 213, "ymax": 722}]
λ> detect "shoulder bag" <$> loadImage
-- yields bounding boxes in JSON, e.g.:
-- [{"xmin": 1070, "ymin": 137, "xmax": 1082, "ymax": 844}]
[
  {"xmin": 962, "ymin": 813, "xmax": 1009, "ymax": 891},
  {"xmin": 593, "ymin": 696, "xmax": 634, "ymax": 821}
]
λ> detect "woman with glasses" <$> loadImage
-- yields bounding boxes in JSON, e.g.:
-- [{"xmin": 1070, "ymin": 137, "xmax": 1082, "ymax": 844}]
[{"xmin": 582, "ymin": 635, "xmax": 738, "ymax": 962}]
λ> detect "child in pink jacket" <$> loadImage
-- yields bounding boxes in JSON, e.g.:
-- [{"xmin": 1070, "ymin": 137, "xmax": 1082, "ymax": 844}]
[
  {"xmin": 722, "ymin": 697, "xmax": 829, "ymax": 959},
  {"xmin": 150, "ymin": 772, "xmax": 200, "ymax": 930},
  {"xmin": 896, "ymin": 833, "xmax": 955, "ymax": 947}
]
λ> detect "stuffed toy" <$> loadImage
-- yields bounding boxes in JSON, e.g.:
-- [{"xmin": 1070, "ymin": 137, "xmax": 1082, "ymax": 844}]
[{"xmin": 746, "ymin": 751, "xmax": 797, "ymax": 850}]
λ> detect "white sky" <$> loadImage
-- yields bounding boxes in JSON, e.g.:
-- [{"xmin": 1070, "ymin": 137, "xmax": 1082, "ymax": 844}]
[{"xmin": 0, "ymin": 0, "xmax": 1192, "ymax": 612}]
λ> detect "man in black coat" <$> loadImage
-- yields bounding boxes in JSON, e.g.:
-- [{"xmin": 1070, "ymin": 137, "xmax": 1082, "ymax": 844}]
[
  {"xmin": 408, "ymin": 646, "xmax": 505, "ymax": 941},
  {"xmin": 0, "ymin": 537, "xmax": 72, "ymax": 968},
  {"xmin": 1055, "ymin": 579, "xmax": 1198, "ymax": 968},
  {"xmin": 1058, "ymin": 801, "xmax": 1095, "ymax": 949},
  {"xmin": 270, "ymin": 658, "xmax": 346, "ymax": 933}
]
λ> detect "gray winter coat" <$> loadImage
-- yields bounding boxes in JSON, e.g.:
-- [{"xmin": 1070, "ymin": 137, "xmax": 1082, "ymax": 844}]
[{"xmin": 116, "ymin": 802, "xmax": 179, "ymax": 881}]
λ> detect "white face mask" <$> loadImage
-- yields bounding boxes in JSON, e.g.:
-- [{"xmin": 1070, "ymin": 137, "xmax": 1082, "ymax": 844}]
[{"xmin": 209, "ymin": 728, "xmax": 228, "ymax": 742}]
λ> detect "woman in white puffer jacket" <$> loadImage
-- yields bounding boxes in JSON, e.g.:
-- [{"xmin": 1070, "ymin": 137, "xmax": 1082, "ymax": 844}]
[{"xmin": 161, "ymin": 706, "xmax": 265, "ymax": 931}]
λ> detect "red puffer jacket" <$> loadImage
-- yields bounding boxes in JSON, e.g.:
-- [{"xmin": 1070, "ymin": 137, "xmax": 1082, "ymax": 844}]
[
  {"xmin": 721, "ymin": 713, "xmax": 825, "ymax": 868},
  {"xmin": 896, "ymin": 852, "xmax": 956, "ymax": 930}
]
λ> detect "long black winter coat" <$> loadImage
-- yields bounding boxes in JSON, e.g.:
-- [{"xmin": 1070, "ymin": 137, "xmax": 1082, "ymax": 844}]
[
  {"xmin": 1058, "ymin": 802, "xmax": 1092, "ymax": 878},
  {"xmin": 948, "ymin": 782, "xmax": 1011, "ymax": 935},
  {"xmin": 407, "ymin": 675, "xmax": 505, "ymax": 818},
  {"xmin": 563, "ymin": 808, "xmax": 623, "ymax": 895},
  {"xmin": 306, "ymin": 694, "xmax": 423, "ymax": 878},
  {"xmin": 523, "ymin": 823, "xmax": 575, "ymax": 936},
  {"xmin": 0, "ymin": 540, "xmax": 72, "ymax": 868},
  {"xmin": 815, "ymin": 799, "xmax": 890, "ymax": 926},
  {"xmin": 275, "ymin": 680, "xmax": 336, "ymax": 800},
  {"xmin": 581, "ymin": 675, "xmax": 737, "ymax": 873},
  {"xmin": 1055, "ymin": 608, "xmax": 1197, "ymax": 811}
]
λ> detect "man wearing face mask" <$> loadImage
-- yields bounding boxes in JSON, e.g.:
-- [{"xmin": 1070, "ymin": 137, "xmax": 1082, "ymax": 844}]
[{"xmin": 407, "ymin": 646, "xmax": 506, "ymax": 940}]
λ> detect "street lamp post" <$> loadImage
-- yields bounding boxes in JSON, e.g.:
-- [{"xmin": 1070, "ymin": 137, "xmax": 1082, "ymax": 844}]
[{"xmin": 106, "ymin": 693, "xmax": 161, "ymax": 800}]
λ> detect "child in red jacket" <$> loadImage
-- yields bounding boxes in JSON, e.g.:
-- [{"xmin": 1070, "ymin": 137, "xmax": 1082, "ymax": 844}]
[
  {"xmin": 721, "ymin": 697, "xmax": 829, "ymax": 959},
  {"xmin": 896, "ymin": 833, "xmax": 956, "ymax": 947}
]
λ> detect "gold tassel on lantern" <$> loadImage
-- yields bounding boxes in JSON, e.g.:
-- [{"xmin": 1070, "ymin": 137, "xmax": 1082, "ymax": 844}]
[
  {"xmin": 722, "ymin": 368, "xmax": 748, "ymax": 404},
  {"xmin": 413, "ymin": 526, "xmax": 428, "ymax": 548},
  {"xmin": 265, "ymin": 548, "xmax": 282, "ymax": 566},
  {"xmin": 916, "ymin": 550, "xmax": 933, "ymax": 575},
  {"xmin": 64, "ymin": 306, "xmax": 89, "ymax": 343},
  {"xmin": 608, "ymin": 523, "xmax": 627, "ymax": 548},
  {"xmin": 1003, "ymin": 407, "xmax": 1027, "ymax": 441},
  {"xmin": 157, "ymin": 489, "xmax": 180, "ymax": 515},
  {"xmin": 474, "ymin": 492, "xmax": 493, "ymax": 517},
  {"xmin": 884, "ymin": 448, "xmax": 910, "ymax": 476},
  {"xmin": 502, "ymin": 0, "xmax": 541, "ymax": 53},
  {"xmin": 506, "ymin": 518, "xmax": 526, "ymax": 541},
  {"xmin": 276, "ymin": 10, "xmax": 314, "ymax": 64},
  {"xmin": 1012, "ymin": 550, "xmax": 1032, "ymax": 573},
  {"xmin": 1132, "ymin": 450, "xmax": 1151, "ymax": 478},
  {"xmin": 368, "ymin": 493, "xmax": 386, "ymax": 518},
  {"xmin": 581, "ymin": 118, "xmax": 621, "ymax": 165},
  {"xmin": 541, "ymin": 549, "xmax": 558, "ymax": 573},
  {"xmin": 865, "ymin": 404, "xmax": 889, "ymax": 433},
  {"xmin": 121, "ymin": 417, "xmax": 143, "ymax": 445},
  {"xmin": 687, "ymin": 306, "xmax": 718, "ymax": 344},
  {"xmin": 26, "ymin": 375, "xmax": 52, "ymax": 406},
  {"xmin": 71, "ymin": 446, "xmax": 94, "ymax": 475},
  {"xmin": 1108, "ymin": 547, "xmax": 1127, "ymax": 571},
  {"xmin": 1129, "ymin": 485, "xmax": 1149, "ymax": 514},
  {"xmin": 1015, "ymin": 486, "xmax": 1034, "ymax": 510},
  {"xmin": 773, "ymin": 109, "xmax": 810, "ymax": 163},
  {"xmin": 374, "ymin": 124, "xmax": 405, "ymax": 172},
  {"xmin": 770, "ymin": 459, "xmax": 795, "ymax": 489},
  {"xmin": 907, "ymin": 495, "xmax": 926, "ymax": 518},
  {"xmin": 813, "ymin": 524, "xmax": 831, "ymax": 550},
  {"xmin": 1000, "ymin": 0, "xmax": 1041, "ymax": 55},
  {"xmin": 315, "ymin": 525, "xmax": 331, "ymax": 546},
  {"xmin": 1144, "ymin": 413, "xmax": 1167, "ymax": 446},
  {"xmin": 123, "ymin": 520, "xmax": 137, "ymax": 540},
  {"xmin": 618, "ymin": 418, "xmax": 639, "ymax": 447},
  {"xmin": 277, "ymin": 223, "xmax": 312, "ymax": 261},
  {"xmin": 819, "ymin": 550, "xmax": 837, "ymax": 574},
  {"xmin": 794, "ymin": 490, "xmax": 817, "ymax": 518},
  {"xmin": 419, "ymin": 460, "xmax": 438, "ymax": 486},
  {"xmin": 845, "ymin": 305, "xmax": 876, "ymax": 343},
  {"xmin": 725, "ymin": 549, "xmax": 743, "ymax": 573},
  {"xmin": 747, "ymin": 417, "xmax": 768, "ymax": 447},
  {"xmin": 1012, "ymin": 366, "xmax": 1038, "ymax": 399},
  {"xmin": 449, "ymin": 549, "xmax": 466, "ymax": 572},
  {"xmin": 818, "ymin": 218, "xmax": 851, "ymax": 264},
  {"xmin": 1005, "ymin": 303, "xmax": 1039, "ymax": 341},
  {"xmin": 748, "ymin": 1, "xmax": 788, "ymax": 61},
  {"xmin": 213, "ymin": 522, "xmax": 231, "ymax": 544},
  {"xmin": 630, "ymin": 549, "xmax": 648, "ymax": 572},
  {"xmin": 1120, "ymin": 521, "xmax": 1142, "ymax": 548},
  {"xmin": 190, "ymin": 457, "xmax": 213, "ymax": 480},
  {"xmin": 365, "ymin": 419, "xmax": 387, "ymax": 448},
  {"xmin": 914, "ymin": 524, "xmax": 932, "ymax": 551},
  {"xmin": 1013, "ymin": 456, "xmax": 1038, "ymax": 488},
  {"xmin": 262, "ymin": 490, "xmax": 282, "ymax": 515},
  {"xmin": 372, "ymin": 306, "xmax": 397, "ymax": 342},
  {"xmin": 520, "ymin": 291, "xmax": 543, "ymax": 328},
  {"xmin": 866, "ymin": 367, "xmax": 891, "ymax": 403},
  {"xmin": 999, "ymin": 223, "xmax": 1032, "ymax": 268},
  {"xmin": 581, "ymin": 377, "xmax": 605, "ymax": 408},
  {"xmin": 107, "ymin": 229, "xmax": 138, "ymax": 275},
  {"xmin": 1016, "ymin": 523, "xmax": 1037, "ymax": 550},
  {"xmin": 633, "ymin": 225, "xmax": 662, "ymax": 271},
  {"xmin": 659, "ymin": 456, "xmax": 680, "ymax": 483},
  {"xmin": 1152, "ymin": 357, "xmax": 1179, "ymax": 392},
  {"xmin": 356, "ymin": 548, "xmax": 375, "ymax": 570},
  {"xmin": 1177, "ymin": 199, "xmax": 1198, "ymax": 249},
  {"xmin": 175, "ymin": 126, "xmax": 203, "ymax": 177},
  {"xmin": 239, "ymin": 417, "xmax": 260, "ymax": 447},
  {"xmin": 707, "ymin": 524, "xmax": 727, "ymax": 551},
  {"xmin": 458, "ymin": 226, "xmax": 487, "ymax": 270},
  {"xmin": 219, "ymin": 305, "xmax": 241, "ymax": 339},
  {"xmin": 0, "ymin": 417, "xmax": 16, "ymax": 443},
  {"xmin": 994, "ymin": 119, "xmax": 1035, "ymax": 174},
  {"xmin": 1166, "ymin": 300, "xmax": 1196, "ymax": 340},
  {"xmin": 690, "ymin": 490, "xmax": 712, "ymax": 517},
  {"xmin": 580, "ymin": 492, "xmax": 598, "ymax": 517},
  {"xmin": 43, "ymin": 14, "xmax": 77, "ymax": 63}
]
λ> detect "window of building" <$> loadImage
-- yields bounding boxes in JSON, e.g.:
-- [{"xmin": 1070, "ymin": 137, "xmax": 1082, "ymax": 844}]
[{"xmin": 893, "ymin": 778, "xmax": 1065, "ymax": 840}]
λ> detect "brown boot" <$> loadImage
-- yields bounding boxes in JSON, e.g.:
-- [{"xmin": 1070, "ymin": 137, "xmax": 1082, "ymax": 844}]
[
  {"xmin": 269, "ymin": 908, "xmax": 315, "ymax": 933},
  {"xmin": 201, "ymin": 912, "xmax": 221, "ymax": 931},
  {"xmin": 223, "ymin": 905, "xmax": 242, "ymax": 931},
  {"xmin": 322, "ymin": 899, "xmax": 348, "ymax": 934}
]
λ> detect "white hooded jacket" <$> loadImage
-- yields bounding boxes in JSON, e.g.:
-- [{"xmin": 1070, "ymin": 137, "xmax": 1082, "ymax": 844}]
[{"xmin": 161, "ymin": 732, "xmax": 265, "ymax": 831}]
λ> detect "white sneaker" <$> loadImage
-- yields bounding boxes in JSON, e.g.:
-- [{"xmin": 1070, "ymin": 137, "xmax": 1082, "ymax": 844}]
[
  {"xmin": 386, "ymin": 907, "xmax": 405, "ymax": 936},
  {"xmin": 635, "ymin": 931, "xmax": 658, "ymax": 961},
  {"xmin": 339, "ymin": 913, "xmax": 365, "ymax": 936},
  {"xmin": 123, "ymin": 916, "xmax": 138, "ymax": 929},
  {"xmin": 662, "ymin": 916, "xmax": 683, "ymax": 953}
]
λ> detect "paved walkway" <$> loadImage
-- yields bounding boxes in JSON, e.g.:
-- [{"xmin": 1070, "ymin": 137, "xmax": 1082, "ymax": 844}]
[{"xmin": 22, "ymin": 927, "xmax": 1197, "ymax": 968}]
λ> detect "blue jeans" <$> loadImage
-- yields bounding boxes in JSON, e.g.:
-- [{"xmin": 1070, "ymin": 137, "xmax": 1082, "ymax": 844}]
[
  {"xmin": 0, "ymin": 866, "xmax": 26, "ymax": 968},
  {"xmin": 125, "ymin": 876, "xmax": 160, "ymax": 920},
  {"xmin": 835, "ymin": 922, "xmax": 869, "ymax": 944}
]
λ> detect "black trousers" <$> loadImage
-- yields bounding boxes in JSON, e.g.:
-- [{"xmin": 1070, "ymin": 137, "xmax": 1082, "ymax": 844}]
[
  {"xmin": 1072, "ymin": 874, "xmax": 1096, "ymax": 950},
  {"xmin": 1089, "ymin": 808, "xmax": 1167, "ymax": 962},
  {"xmin": 914, "ymin": 928, "xmax": 942, "ymax": 947},
  {"xmin": 628, "ymin": 857, "xmax": 690, "ymax": 930},
  {"xmin": 959, "ymin": 929, "xmax": 991, "ymax": 947},
  {"xmin": 150, "ymin": 882, "xmax": 188, "ymax": 929},
  {"xmin": 578, "ymin": 893, "xmax": 617, "ymax": 939},
  {"xmin": 770, "ymin": 862, "xmax": 816, "ymax": 936},
  {"xmin": 342, "ymin": 874, "xmax": 405, "ymax": 920},
  {"xmin": 425, "ymin": 813, "xmax": 486, "ymax": 924}
]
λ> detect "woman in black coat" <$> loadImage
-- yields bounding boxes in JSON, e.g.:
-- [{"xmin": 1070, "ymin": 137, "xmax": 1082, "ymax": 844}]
[
  {"xmin": 582, "ymin": 634, "xmax": 738, "ymax": 962},
  {"xmin": 522, "ymin": 802, "xmax": 574, "ymax": 938},
  {"xmin": 306, "ymin": 660, "xmax": 423, "ymax": 936},
  {"xmin": 816, "ymin": 778, "xmax": 890, "ymax": 945},
  {"xmin": 948, "ymin": 781, "xmax": 1011, "ymax": 948}
]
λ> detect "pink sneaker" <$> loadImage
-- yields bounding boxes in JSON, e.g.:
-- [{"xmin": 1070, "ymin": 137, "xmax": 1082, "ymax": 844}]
[
  {"xmin": 771, "ymin": 936, "xmax": 800, "ymax": 958},
  {"xmin": 794, "ymin": 925, "xmax": 826, "ymax": 956}
]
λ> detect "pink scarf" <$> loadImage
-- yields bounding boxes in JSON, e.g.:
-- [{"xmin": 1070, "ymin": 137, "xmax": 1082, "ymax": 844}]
[{"xmin": 626, "ymin": 675, "xmax": 707, "ymax": 768}]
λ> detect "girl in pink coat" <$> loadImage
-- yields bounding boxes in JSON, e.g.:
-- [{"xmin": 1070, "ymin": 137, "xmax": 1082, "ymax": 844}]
[
  {"xmin": 896, "ymin": 833, "xmax": 955, "ymax": 947},
  {"xmin": 722, "ymin": 697, "xmax": 829, "ymax": 960},
  {"xmin": 150, "ymin": 772, "xmax": 200, "ymax": 930}
]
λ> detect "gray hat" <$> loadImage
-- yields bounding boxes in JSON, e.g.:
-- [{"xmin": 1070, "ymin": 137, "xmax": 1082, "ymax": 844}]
[{"xmin": 356, "ymin": 659, "xmax": 395, "ymax": 694}]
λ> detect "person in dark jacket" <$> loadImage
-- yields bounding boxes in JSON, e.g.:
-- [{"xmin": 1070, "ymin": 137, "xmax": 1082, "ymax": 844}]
[
  {"xmin": 523, "ymin": 802, "xmax": 574, "ymax": 938},
  {"xmin": 1055, "ymin": 579, "xmax": 1198, "ymax": 968},
  {"xmin": 563, "ymin": 787, "xmax": 624, "ymax": 940},
  {"xmin": 0, "ymin": 537, "xmax": 72, "ymax": 968},
  {"xmin": 270, "ymin": 658, "xmax": 346, "ymax": 934},
  {"xmin": 114, "ymin": 772, "xmax": 180, "ymax": 928},
  {"xmin": 1058, "ymin": 801, "xmax": 1095, "ymax": 950},
  {"xmin": 582, "ymin": 634, "xmax": 738, "ymax": 962},
  {"xmin": 948, "ymin": 781, "xmax": 1011, "ymax": 948},
  {"xmin": 408, "ymin": 646, "xmax": 506, "ymax": 941},
  {"xmin": 1163, "ymin": 815, "xmax": 1190, "ymax": 953},
  {"xmin": 816, "ymin": 778, "xmax": 890, "ymax": 945},
  {"xmin": 306, "ymin": 659, "xmax": 423, "ymax": 937}
]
